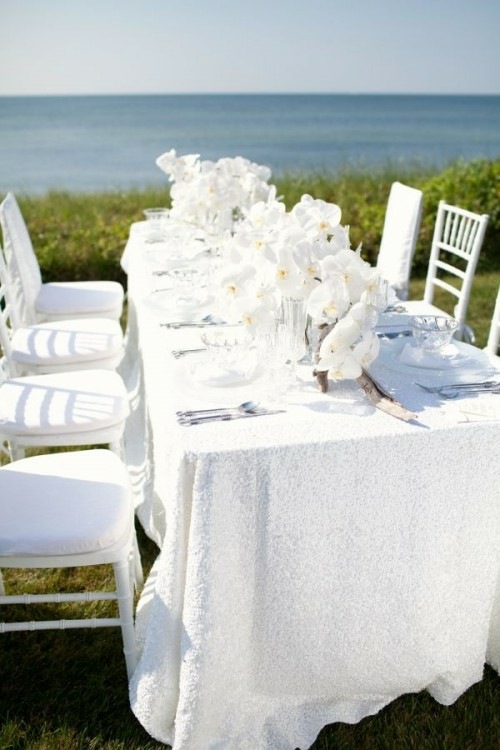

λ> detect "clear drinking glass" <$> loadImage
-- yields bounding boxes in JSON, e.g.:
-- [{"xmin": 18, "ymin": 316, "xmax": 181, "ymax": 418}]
[
  {"xmin": 143, "ymin": 207, "xmax": 169, "ymax": 242},
  {"xmin": 256, "ymin": 321, "xmax": 294, "ymax": 402}
]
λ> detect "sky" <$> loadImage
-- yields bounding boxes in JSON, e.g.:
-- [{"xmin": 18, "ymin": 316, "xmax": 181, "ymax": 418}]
[{"xmin": 0, "ymin": 0, "xmax": 499, "ymax": 96}]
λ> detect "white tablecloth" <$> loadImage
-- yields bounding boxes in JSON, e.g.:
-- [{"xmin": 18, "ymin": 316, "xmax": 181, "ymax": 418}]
[{"xmin": 120, "ymin": 222, "xmax": 500, "ymax": 750}]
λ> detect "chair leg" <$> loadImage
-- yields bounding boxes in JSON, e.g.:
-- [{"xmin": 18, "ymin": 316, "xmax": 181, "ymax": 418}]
[
  {"xmin": 113, "ymin": 557, "xmax": 137, "ymax": 681},
  {"xmin": 132, "ymin": 531, "xmax": 144, "ymax": 590},
  {"xmin": 8, "ymin": 442, "xmax": 25, "ymax": 461}
]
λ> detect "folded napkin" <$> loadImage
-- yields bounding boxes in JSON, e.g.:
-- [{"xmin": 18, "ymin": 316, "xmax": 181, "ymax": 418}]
[{"xmin": 398, "ymin": 342, "xmax": 464, "ymax": 369}]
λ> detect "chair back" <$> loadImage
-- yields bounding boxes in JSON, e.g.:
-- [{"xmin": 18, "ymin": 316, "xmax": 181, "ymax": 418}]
[
  {"xmin": 376, "ymin": 182, "xmax": 423, "ymax": 301},
  {"xmin": 486, "ymin": 286, "xmax": 500, "ymax": 357},
  {"xmin": 0, "ymin": 193, "xmax": 42, "ymax": 325},
  {"xmin": 0, "ymin": 242, "xmax": 22, "ymax": 377},
  {"xmin": 423, "ymin": 201, "xmax": 489, "ymax": 339}
]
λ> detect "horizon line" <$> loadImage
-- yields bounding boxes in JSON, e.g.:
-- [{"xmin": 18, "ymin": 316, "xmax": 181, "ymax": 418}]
[{"xmin": 1, "ymin": 90, "xmax": 499, "ymax": 98}]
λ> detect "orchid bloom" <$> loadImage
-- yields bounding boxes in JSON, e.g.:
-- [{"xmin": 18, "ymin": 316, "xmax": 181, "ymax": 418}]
[
  {"xmin": 156, "ymin": 149, "xmax": 200, "ymax": 183},
  {"xmin": 352, "ymin": 332, "xmax": 381, "ymax": 368},
  {"xmin": 291, "ymin": 194, "xmax": 342, "ymax": 238},
  {"xmin": 318, "ymin": 350, "xmax": 363, "ymax": 381},
  {"xmin": 274, "ymin": 245, "xmax": 308, "ymax": 298},
  {"xmin": 218, "ymin": 264, "xmax": 256, "ymax": 304},
  {"xmin": 306, "ymin": 274, "xmax": 351, "ymax": 324}
]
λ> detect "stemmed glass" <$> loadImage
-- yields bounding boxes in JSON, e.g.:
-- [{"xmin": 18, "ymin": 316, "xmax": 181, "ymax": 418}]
[{"xmin": 256, "ymin": 321, "xmax": 293, "ymax": 403}]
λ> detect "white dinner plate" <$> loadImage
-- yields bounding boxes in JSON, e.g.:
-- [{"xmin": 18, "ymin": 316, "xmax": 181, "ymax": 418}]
[
  {"xmin": 377, "ymin": 337, "xmax": 496, "ymax": 379},
  {"xmin": 143, "ymin": 289, "xmax": 213, "ymax": 321},
  {"xmin": 393, "ymin": 342, "xmax": 470, "ymax": 370},
  {"xmin": 175, "ymin": 354, "xmax": 266, "ymax": 405},
  {"xmin": 191, "ymin": 359, "xmax": 259, "ymax": 388}
]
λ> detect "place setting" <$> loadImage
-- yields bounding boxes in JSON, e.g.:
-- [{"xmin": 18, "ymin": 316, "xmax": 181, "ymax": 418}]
[
  {"xmin": 171, "ymin": 321, "xmax": 295, "ymax": 424},
  {"xmin": 377, "ymin": 314, "xmax": 498, "ymax": 379},
  {"xmin": 369, "ymin": 314, "xmax": 500, "ymax": 421}
]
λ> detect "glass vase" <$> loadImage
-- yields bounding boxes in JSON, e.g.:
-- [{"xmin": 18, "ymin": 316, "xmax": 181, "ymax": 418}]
[{"xmin": 281, "ymin": 296, "xmax": 308, "ymax": 363}]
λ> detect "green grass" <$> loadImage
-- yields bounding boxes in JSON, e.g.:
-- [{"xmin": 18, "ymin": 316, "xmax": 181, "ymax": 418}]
[
  {"xmin": 1, "ymin": 519, "xmax": 499, "ymax": 750},
  {"xmin": 1, "ymin": 167, "xmax": 499, "ymax": 749}
]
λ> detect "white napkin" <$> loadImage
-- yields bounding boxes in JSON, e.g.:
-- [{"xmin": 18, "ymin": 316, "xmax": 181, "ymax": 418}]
[{"xmin": 398, "ymin": 342, "xmax": 465, "ymax": 369}]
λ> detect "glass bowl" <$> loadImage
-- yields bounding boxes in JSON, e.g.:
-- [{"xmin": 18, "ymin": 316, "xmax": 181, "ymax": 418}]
[
  {"xmin": 411, "ymin": 315, "xmax": 459, "ymax": 350},
  {"xmin": 201, "ymin": 326, "xmax": 254, "ymax": 371}
]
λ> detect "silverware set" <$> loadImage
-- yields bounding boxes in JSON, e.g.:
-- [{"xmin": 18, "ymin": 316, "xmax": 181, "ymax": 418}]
[
  {"xmin": 171, "ymin": 348, "xmax": 206, "ymax": 359},
  {"xmin": 161, "ymin": 314, "xmax": 226, "ymax": 329},
  {"xmin": 176, "ymin": 401, "xmax": 284, "ymax": 425},
  {"xmin": 416, "ymin": 380, "xmax": 500, "ymax": 398}
]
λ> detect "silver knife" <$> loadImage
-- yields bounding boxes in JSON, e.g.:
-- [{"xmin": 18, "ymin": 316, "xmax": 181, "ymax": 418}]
[
  {"xmin": 178, "ymin": 409, "xmax": 285, "ymax": 425},
  {"xmin": 171, "ymin": 348, "xmax": 206, "ymax": 358}
]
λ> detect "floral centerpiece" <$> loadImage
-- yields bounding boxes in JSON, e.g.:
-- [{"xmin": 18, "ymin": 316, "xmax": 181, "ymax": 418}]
[
  {"xmin": 155, "ymin": 149, "xmax": 275, "ymax": 240},
  {"xmin": 213, "ymin": 194, "xmax": 387, "ymax": 390},
  {"xmin": 155, "ymin": 149, "xmax": 414, "ymax": 419}
]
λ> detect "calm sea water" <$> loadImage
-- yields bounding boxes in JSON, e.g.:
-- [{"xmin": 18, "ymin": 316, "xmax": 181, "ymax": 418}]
[{"xmin": 1, "ymin": 94, "xmax": 499, "ymax": 194}]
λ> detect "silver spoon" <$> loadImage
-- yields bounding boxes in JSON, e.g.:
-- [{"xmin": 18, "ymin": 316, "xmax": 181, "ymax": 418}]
[{"xmin": 176, "ymin": 400, "xmax": 260, "ymax": 418}]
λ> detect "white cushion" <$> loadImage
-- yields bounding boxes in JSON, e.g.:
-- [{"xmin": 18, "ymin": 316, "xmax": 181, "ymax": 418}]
[
  {"xmin": 0, "ymin": 450, "xmax": 133, "ymax": 557},
  {"xmin": 0, "ymin": 369, "xmax": 129, "ymax": 436},
  {"xmin": 36, "ymin": 281, "xmax": 124, "ymax": 320},
  {"xmin": 11, "ymin": 317, "xmax": 123, "ymax": 366}
]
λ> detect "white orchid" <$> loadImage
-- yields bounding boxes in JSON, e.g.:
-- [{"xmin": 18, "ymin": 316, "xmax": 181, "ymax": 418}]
[
  {"xmin": 291, "ymin": 194, "xmax": 342, "ymax": 238},
  {"xmin": 156, "ymin": 151, "xmax": 385, "ymax": 382},
  {"xmin": 155, "ymin": 151, "xmax": 275, "ymax": 234},
  {"xmin": 215, "ymin": 189, "xmax": 385, "ymax": 380},
  {"xmin": 352, "ymin": 332, "xmax": 381, "ymax": 368},
  {"xmin": 156, "ymin": 149, "xmax": 200, "ymax": 184},
  {"xmin": 306, "ymin": 275, "xmax": 351, "ymax": 323}
]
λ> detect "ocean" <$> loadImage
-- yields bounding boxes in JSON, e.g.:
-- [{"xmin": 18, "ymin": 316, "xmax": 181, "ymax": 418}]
[{"xmin": 1, "ymin": 94, "xmax": 499, "ymax": 194}]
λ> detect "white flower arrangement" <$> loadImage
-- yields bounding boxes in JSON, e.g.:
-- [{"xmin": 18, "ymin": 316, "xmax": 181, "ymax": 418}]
[
  {"xmin": 156, "ymin": 149, "xmax": 275, "ymax": 235},
  {"xmin": 155, "ymin": 149, "xmax": 387, "ymax": 384},
  {"xmin": 214, "ymin": 194, "xmax": 386, "ymax": 381}
]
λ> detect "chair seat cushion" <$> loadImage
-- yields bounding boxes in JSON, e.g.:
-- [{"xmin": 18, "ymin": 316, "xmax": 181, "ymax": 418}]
[
  {"xmin": 11, "ymin": 318, "xmax": 123, "ymax": 366},
  {"xmin": 0, "ymin": 369, "xmax": 129, "ymax": 436},
  {"xmin": 0, "ymin": 450, "xmax": 133, "ymax": 557},
  {"xmin": 36, "ymin": 281, "xmax": 124, "ymax": 321}
]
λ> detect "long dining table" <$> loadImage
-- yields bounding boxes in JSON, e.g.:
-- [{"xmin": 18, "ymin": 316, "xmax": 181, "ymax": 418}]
[{"xmin": 120, "ymin": 221, "xmax": 500, "ymax": 750}]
